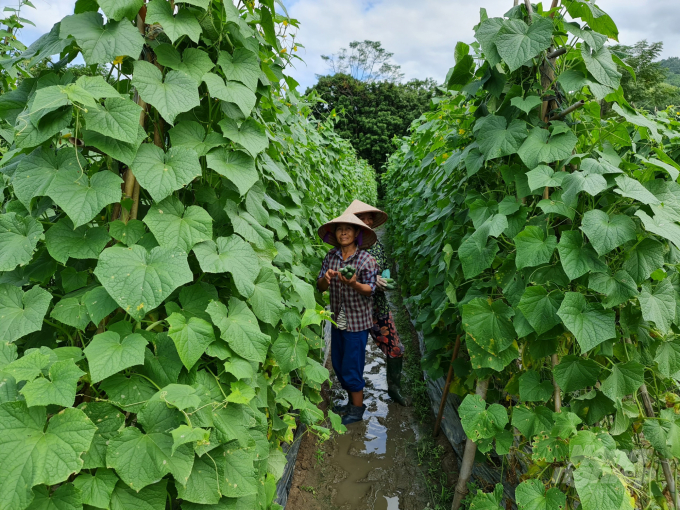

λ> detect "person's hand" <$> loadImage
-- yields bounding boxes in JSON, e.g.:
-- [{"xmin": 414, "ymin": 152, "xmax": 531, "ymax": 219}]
[
  {"xmin": 338, "ymin": 273, "xmax": 357, "ymax": 286},
  {"xmin": 376, "ymin": 275, "xmax": 387, "ymax": 290},
  {"xmin": 324, "ymin": 269, "xmax": 338, "ymax": 285}
]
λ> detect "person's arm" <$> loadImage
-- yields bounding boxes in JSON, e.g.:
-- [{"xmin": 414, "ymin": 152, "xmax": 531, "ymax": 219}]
[{"xmin": 316, "ymin": 253, "xmax": 336, "ymax": 291}]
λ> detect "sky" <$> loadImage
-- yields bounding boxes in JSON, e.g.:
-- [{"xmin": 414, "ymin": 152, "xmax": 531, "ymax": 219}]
[{"xmin": 6, "ymin": 0, "xmax": 680, "ymax": 91}]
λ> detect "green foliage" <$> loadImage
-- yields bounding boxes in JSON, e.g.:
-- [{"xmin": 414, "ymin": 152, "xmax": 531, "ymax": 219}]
[
  {"xmin": 384, "ymin": 2, "xmax": 680, "ymax": 509},
  {"xmin": 306, "ymin": 73, "xmax": 436, "ymax": 172},
  {"xmin": 0, "ymin": 2, "xmax": 377, "ymax": 509}
]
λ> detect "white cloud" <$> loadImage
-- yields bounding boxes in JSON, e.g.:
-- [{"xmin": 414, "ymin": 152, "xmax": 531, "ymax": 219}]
[{"xmin": 10, "ymin": 0, "xmax": 680, "ymax": 91}]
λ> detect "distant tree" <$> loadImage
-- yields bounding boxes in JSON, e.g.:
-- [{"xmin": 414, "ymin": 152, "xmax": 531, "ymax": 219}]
[
  {"xmin": 611, "ymin": 40, "xmax": 680, "ymax": 109},
  {"xmin": 321, "ymin": 40, "xmax": 404, "ymax": 83},
  {"xmin": 306, "ymin": 73, "xmax": 437, "ymax": 172},
  {"xmin": 659, "ymin": 56, "xmax": 680, "ymax": 88}
]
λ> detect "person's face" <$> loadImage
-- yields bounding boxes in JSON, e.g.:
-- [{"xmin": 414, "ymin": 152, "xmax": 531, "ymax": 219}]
[
  {"xmin": 356, "ymin": 212, "xmax": 374, "ymax": 228},
  {"xmin": 335, "ymin": 224, "xmax": 359, "ymax": 247}
]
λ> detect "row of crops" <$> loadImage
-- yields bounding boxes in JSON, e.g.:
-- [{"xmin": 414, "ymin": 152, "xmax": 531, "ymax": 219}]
[
  {"xmin": 0, "ymin": 1, "xmax": 376, "ymax": 509},
  {"xmin": 384, "ymin": 1, "xmax": 680, "ymax": 510}
]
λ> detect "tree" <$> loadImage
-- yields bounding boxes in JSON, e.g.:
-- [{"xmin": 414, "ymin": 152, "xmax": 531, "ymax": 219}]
[
  {"xmin": 659, "ymin": 56, "xmax": 680, "ymax": 88},
  {"xmin": 321, "ymin": 40, "xmax": 404, "ymax": 83},
  {"xmin": 611, "ymin": 40, "xmax": 680, "ymax": 109},
  {"xmin": 306, "ymin": 73, "xmax": 437, "ymax": 172}
]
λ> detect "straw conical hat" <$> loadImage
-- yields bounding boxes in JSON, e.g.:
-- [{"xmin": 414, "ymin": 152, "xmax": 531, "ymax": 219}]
[
  {"xmin": 344, "ymin": 200, "xmax": 388, "ymax": 228},
  {"xmin": 318, "ymin": 212, "xmax": 377, "ymax": 249}
]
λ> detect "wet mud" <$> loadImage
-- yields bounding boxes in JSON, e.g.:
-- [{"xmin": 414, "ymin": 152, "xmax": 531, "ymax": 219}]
[{"xmin": 286, "ymin": 337, "xmax": 432, "ymax": 510}]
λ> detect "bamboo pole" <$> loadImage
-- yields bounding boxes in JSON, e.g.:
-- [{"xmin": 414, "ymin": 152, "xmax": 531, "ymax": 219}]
[
  {"xmin": 551, "ymin": 353, "xmax": 561, "ymax": 412},
  {"xmin": 434, "ymin": 335, "xmax": 462, "ymax": 437},
  {"xmin": 451, "ymin": 378, "xmax": 489, "ymax": 510}
]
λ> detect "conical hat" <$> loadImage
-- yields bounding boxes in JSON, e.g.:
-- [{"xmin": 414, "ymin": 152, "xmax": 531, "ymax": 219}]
[
  {"xmin": 343, "ymin": 199, "xmax": 388, "ymax": 228},
  {"xmin": 318, "ymin": 212, "xmax": 377, "ymax": 249}
]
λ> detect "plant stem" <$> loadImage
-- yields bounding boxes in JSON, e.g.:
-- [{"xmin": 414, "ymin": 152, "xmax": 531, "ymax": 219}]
[{"xmin": 434, "ymin": 334, "xmax": 461, "ymax": 437}]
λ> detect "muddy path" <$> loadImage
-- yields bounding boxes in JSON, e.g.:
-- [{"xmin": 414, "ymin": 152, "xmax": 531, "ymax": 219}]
[{"xmin": 286, "ymin": 230, "xmax": 458, "ymax": 510}]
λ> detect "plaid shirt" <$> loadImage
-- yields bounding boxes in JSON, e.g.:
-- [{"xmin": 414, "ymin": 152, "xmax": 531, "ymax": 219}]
[{"xmin": 317, "ymin": 248, "xmax": 378, "ymax": 332}]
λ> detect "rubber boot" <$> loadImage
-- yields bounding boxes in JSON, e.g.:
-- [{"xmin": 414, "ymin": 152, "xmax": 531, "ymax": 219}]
[
  {"xmin": 386, "ymin": 357, "xmax": 407, "ymax": 406},
  {"xmin": 332, "ymin": 392, "xmax": 351, "ymax": 416},
  {"xmin": 341, "ymin": 404, "xmax": 367, "ymax": 425}
]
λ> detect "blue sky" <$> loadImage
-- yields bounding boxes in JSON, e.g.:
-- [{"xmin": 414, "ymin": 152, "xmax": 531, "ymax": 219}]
[{"xmin": 7, "ymin": 0, "xmax": 680, "ymax": 91}]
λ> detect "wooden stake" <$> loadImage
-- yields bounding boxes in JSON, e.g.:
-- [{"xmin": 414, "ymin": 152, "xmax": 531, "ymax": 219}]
[
  {"xmin": 434, "ymin": 335, "xmax": 461, "ymax": 437},
  {"xmin": 451, "ymin": 378, "xmax": 489, "ymax": 510}
]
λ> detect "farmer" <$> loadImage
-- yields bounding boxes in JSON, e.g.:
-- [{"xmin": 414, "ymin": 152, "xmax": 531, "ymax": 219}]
[
  {"xmin": 345, "ymin": 200, "xmax": 406, "ymax": 406},
  {"xmin": 317, "ymin": 211, "xmax": 379, "ymax": 425}
]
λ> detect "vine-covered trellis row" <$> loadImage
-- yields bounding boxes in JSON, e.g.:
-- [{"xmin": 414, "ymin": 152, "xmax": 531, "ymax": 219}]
[
  {"xmin": 384, "ymin": 1, "xmax": 680, "ymax": 510},
  {"xmin": 0, "ymin": 1, "xmax": 377, "ymax": 509}
]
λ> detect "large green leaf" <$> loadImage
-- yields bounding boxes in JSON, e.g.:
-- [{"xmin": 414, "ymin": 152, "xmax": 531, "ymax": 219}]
[
  {"xmin": 206, "ymin": 148, "xmax": 258, "ymax": 196},
  {"xmin": 84, "ymin": 331, "xmax": 148, "ymax": 383},
  {"xmin": 515, "ymin": 479, "xmax": 566, "ymax": 510},
  {"xmin": 143, "ymin": 196, "xmax": 212, "ymax": 252},
  {"xmin": 207, "ymin": 298, "xmax": 271, "ymax": 364},
  {"xmin": 563, "ymin": 0, "xmax": 618, "ymax": 40},
  {"xmin": 494, "ymin": 17, "xmax": 553, "ymax": 72},
  {"xmin": 109, "ymin": 219, "xmax": 146, "ymax": 246},
  {"xmin": 655, "ymin": 339, "xmax": 680, "ymax": 378},
  {"xmin": 167, "ymin": 313, "xmax": 216, "ymax": 370},
  {"xmin": 0, "ymin": 402, "xmax": 96, "ymax": 510},
  {"xmin": 601, "ymin": 361, "xmax": 644, "ymax": 400},
  {"xmin": 581, "ymin": 43, "xmax": 621, "ymax": 89},
  {"xmin": 0, "ymin": 285, "xmax": 52, "ymax": 343},
  {"xmin": 131, "ymin": 145, "xmax": 201, "ymax": 202},
  {"xmin": 193, "ymin": 236, "xmax": 260, "ymax": 297},
  {"xmin": 514, "ymin": 226, "xmax": 557, "ymax": 270},
  {"xmin": 131, "ymin": 60, "xmax": 200, "ymax": 125},
  {"xmin": 176, "ymin": 453, "xmax": 221, "ymax": 504},
  {"xmin": 247, "ymin": 267, "xmax": 284, "ymax": 326},
  {"xmin": 0, "ymin": 212, "xmax": 43, "ymax": 271},
  {"xmin": 557, "ymin": 292, "xmax": 615, "ymax": 352},
  {"xmin": 97, "ymin": 0, "xmax": 144, "ymax": 21},
  {"xmin": 155, "ymin": 46, "xmax": 215, "ymax": 85},
  {"xmin": 51, "ymin": 296, "xmax": 91, "ymax": 331},
  {"xmin": 217, "ymin": 48, "xmax": 261, "ymax": 92},
  {"xmin": 27, "ymin": 483, "xmax": 82, "ymax": 510},
  {"xmin": 526, "ymin": 165, "xmax": 567, "ymax": 190},
  {"xmin": 20, "ymin": 359, "xmax": 84, "ymax": 408},
  {"xmin": 512, "ymin": 405, "xmax": 552, "ymax": 437},
  {"xmin": 15, "ymin": 105, "xmax": 73, "ymax": 149},
  {"xmin": 84, "ymin": 286, "xmax": 119, "ymax": 326},
  {"xmin": 615, "ymin": 175, "xmax": 660, "ymax": 205},
  {"xmin": 83, "ymin": 97, "xmax": 143, "ymax": 144},
  {"xmin": 146, "ymin": 0, "xmax": 202, "ymax": 43},
  {"xmin": 94, "ymin": 245, "xmax": 193, "ymax": 321},
  {"xmin": 580, "ymin": 210, "xmax": 636, "ymax": 256},
  {"xmin": 458, "ymin": 394, "xmax": 508, "ymax": 441},
  {"xmin": 553, "ymin": 355, "xmax": 601, "ymax": 393},
  {"xmin": 203, "ymin": 73, "xmax": 256, "ymax": 118},
  {"xmin": 557, "ymin": 230, "xmax": 607, "ymax": 280},
  {"xmin": 458, "ymin": 228, "xmax": 499, "ymax": 278},
  {"xmin": 271, "ymin": 331, "xmax": 308, "ymax": 373},
  {"xmin": 106, "ymin": 427, "xmax": 193, "ymax": 491},
  {"xmin": 73, "ymin": 468, "xmax": 120, "ymax": 509},
  {"xmin": 588, "ymin": 270, "xmax": 638, "ymax": 308},
  {"xmin": 517, "ymin": 286, "xmax": 563, "ymax": 335},
  {"xmin": 462, "ymin": 297, "xmax": 515, "ymax": 355},
  {"xmin": 636, "ymin": 210, "xmax": 680, "ymax": 250},
  {"xmin": 474, "ymin": 17, "xmax": 503, "ymax": 66},
  {"xmin": 218, "ymin": 118, "xmax": 269, "ymax": 158},
  {"xmin": 12, "ymin": 147, "xmax": 84, "ymax": 209},
  {"xmin": 60, "ymin": 12, "xmax": 144, "ymax": 66},
  {"xmin": 561, "ymin": 171, "xmax": 608, "ymax": 201},
  {"xmin": 168, "ymin": 120, "xmax": 225, "ymax": 157},
  {"xmin": 45, "ymin": 217, "xmax": 110, "ymax": 264},
  {"xmin": 639, "ymin": 279, "xmax": 676, "ymax": 334},
  {"xmin": 110, "ymin": 479, "xmax": 167, "ymax": 510},
  {"xmin": 474, "ymin": 115, "xmax": 527, "ymax": 160},
  {"xmin": 47, "ymin": 170, "xmax": 123, "ymax": 228},
  {"xmin": 511, "ymin": 95, "xmax": 543, "ymax": 115},
  {"xmin": 574, "ymin": 460, "xmax": 627, "ymax": 510},
  {"xmin": 83, "ymin": 124, "xmax": 147, "ymax": 167},
  {"xmin": 519, "ymin": 370, "xmax": 553, "ymax": 402},
  {"xmin": 518, "ymin": 127, "xmax": 577, "ymax": 169}
]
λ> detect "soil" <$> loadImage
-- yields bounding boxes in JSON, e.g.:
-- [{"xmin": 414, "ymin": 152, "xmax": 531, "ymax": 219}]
[{"xmin": 286, "ymin": 230, "xmax": 459, "ymax": 510}]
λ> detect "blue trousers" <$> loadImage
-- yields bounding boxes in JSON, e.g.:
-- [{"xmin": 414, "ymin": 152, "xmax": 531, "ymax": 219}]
[{"xmin": 331, "ymin": 327, "xmax": 369, "ymax": 392}]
